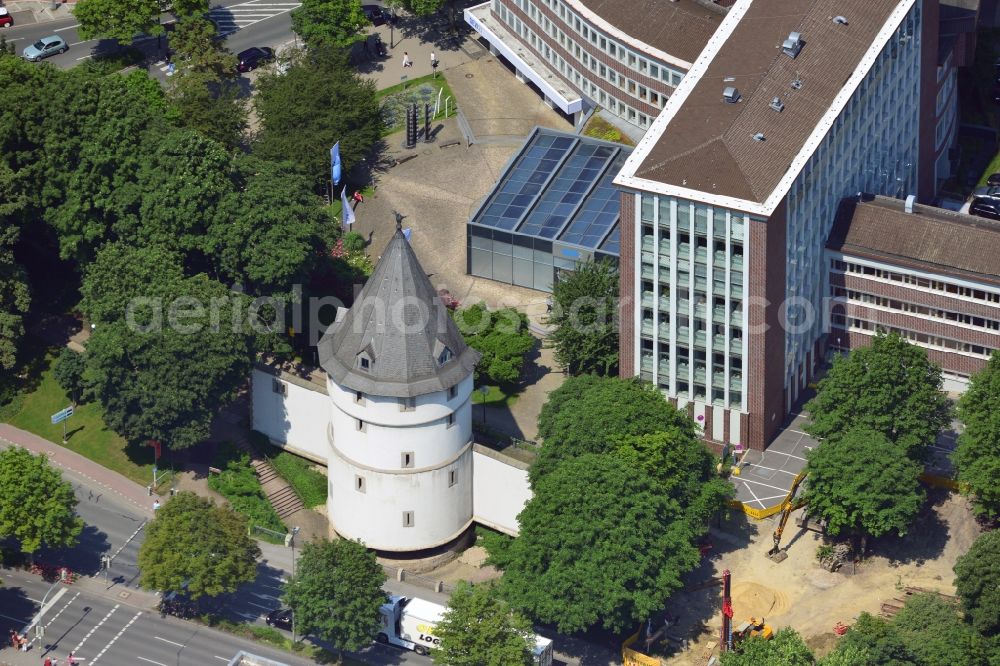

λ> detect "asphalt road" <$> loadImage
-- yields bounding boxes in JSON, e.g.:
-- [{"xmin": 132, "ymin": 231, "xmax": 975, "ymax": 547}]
[{"xmin": 2, "ymin": 0, "xmax": 300, "ymax": 74}]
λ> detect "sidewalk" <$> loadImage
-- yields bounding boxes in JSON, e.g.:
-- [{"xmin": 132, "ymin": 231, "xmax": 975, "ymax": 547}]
[
  {"xmin": 0, "ymin": 424, "xmax": 155, "ymax": 517},
  {"xmin": 1, "ymin": 0, "xmax": 74, "ymax": 25}
]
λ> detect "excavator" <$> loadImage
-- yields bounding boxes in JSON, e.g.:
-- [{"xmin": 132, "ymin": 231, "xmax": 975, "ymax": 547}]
[
  {"xmin": 767, "ymin": 471, "xmax": 807, "ymax": 563},
  {"xmin": 732, "ymin": 617, "xmax": 774, "ymax": 649}
]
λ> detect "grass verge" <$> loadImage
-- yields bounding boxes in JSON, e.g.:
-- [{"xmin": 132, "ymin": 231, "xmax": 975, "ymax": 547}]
[
  {"xmin": 8, "ymin": 357, "xmax": 155, "ymax": 486},
  {"xmin": 471, "ymin": 384, "xmax": 520, "ymax": 408},
  {"xmin": 208, "ymin": 441, "xmax": 287, "ymax": 543}
]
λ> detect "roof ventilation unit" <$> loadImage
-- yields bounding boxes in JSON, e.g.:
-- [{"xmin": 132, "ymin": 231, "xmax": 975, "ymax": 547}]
[
  {"xmin": 904, "ymin": 194, "xmax": 916, "ymax": 213},
  {"xmin": 790, "ymin": 78, "xmax": 803, "ymax": 90},
  {"xmin": 752, "ymin": 133, "xmax": 766, "ymax": 142},
  {"xmin": 782, "ymin": 31, "xmax": 803, "ymax": 58},
  {"xmin": 723, "ymin": 86, "xmax": 741, "ymax": 104},
  {"xmin": 833, "ymin": 15, "xmax": 849, "ymax": 25},
  {"xmin": 769, "ymin": 96, "xmax": 784, "ymax": 112}
]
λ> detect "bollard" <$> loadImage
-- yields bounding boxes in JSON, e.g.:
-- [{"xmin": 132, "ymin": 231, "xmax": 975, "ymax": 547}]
[{"xmin": 146, "ymin": 485, "xmax": 152, "ymax": 496}]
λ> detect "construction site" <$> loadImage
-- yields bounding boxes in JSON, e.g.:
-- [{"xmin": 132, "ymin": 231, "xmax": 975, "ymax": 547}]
[{"xmin": 623, "ymin": 483, "xmax": 981, "ymax": 665}]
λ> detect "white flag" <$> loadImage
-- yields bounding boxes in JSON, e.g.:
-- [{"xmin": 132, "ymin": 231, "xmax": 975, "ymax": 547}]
[{"xmin": 341, "ymin": 186, "xmax": 355, "ymax": 230}]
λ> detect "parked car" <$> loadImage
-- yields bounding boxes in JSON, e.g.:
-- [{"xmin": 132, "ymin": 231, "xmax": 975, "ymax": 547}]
[
  {"xmin": 23, "ymin": 35, "xmax": 67, "ymax": 61},
  {"xmin": 972, "ymin": 184, "xmax": 1000, "ymax": 202},
  {"xmin": 970, "ymin": 200, "xmax": 1000, "ymax": 221},
  {"xmin": 236, "ymin": 46, "xmax": 274, "ymax": 73},
  {"xmin": 987, "ymin": 173, "xmax": 1000, "ymax": 187},
  {"xmin": 265, "ymin": 608, "xmax": 293, "ymax": 631},
  {"xmin": 362, "ymin": 4, "xmax": 387, "ymax": 25},
  {"xmin": 0, "ymin": 8, "xmax": 13, "ymax": 27}
]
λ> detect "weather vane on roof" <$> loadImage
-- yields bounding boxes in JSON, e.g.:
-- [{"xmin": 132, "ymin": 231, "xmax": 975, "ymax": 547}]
[{"xmin": 393, "ymin": 210, "xmax": 406, "ymax": 231}]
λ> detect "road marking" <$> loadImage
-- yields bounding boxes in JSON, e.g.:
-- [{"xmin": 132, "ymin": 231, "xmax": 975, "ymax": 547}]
[
  {"xmin": 207, "ymin": 0, "xmax": 300, "ymax": 36},
  {"xmin": 137, "ymin": 658, "xmax": 167, "ymax": 666},
  {"xmin": 42, "ymin": 591, "xmax": 80, "ymax": 630},
  {"xmin": 91, "ymin": 610, "xmax": 141, "ymax": 664},
  {"xmin": 736, "ymin": 478, "xmax": 766, "ymax": 509},
  {"xmin": 0, "ymin": 613, "xmax": 29, "ymax": 624},
  {"xmin": 763, "ymin": 450, "xmax": 807, "ymax": 462},
  {"xmin": 735, "ymin": 478, "xmax": 791, "ymax": 493},
  {"xmin": 245, "ymin": 600, "xmax": 274, "ymax": 611},
  {"xmin": 55, "ymin": 23, "xmax": 81, "ymax": 31},
  {"xmin": 154, "ymin": 636, "xmax": 185, "ymax": 647},
  {"xmin": 744, "ymin": 464, "xmax": 798, "ymax": 476},
  {"xmin": 31, "ymin": 586, "xmax": 69, "ymax": 631},
  {"xmin": 75, "ymin": 603, "xmax": 118, "ymax": 653},
  {"xmin": 214, "ymin": 656, "xmax": 230, "ymax": 662}
]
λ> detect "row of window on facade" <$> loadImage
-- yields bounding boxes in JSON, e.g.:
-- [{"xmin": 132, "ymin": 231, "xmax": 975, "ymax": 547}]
[
  {"xmin": 354, "ymin": 412, "xmax": 457, "ymax": 434},
  {"xmin": 352, "ymin": 386, "xmax": 460, "ymax": 408},
  {"xmin": 831, "ymin": 259, "xmax": 1000, "ymax": 304},
  {"xmin": 831, "ymin": 286, "xmax": 1000, "ymax": 332},
  {"xmin": 830, "ymin": 315, "xmax": 993, "ymax": 358},
  {"xmin": 639, "ymin": 197, "xmax": 748, "ymax": 241},
  {"xmin": 638, "ymin": 355, "xmax": 744, "ymax": 409}
]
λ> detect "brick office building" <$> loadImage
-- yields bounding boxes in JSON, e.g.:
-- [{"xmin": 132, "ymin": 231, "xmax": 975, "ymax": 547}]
[
  {"xmin": 465, "ymin": 0, "xmax": 724, "ymax": 130},
  {"xmin": 827, "ymin": 194, "xmax": 1000, "ymax": 391},
  {"xmin": 614, "ymin": 0, "xmax": 924, "ymax": 451}
]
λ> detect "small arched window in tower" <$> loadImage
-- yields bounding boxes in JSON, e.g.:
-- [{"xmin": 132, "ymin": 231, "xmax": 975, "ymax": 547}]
[
  {"xmin": 355, "ymin": 475, "xmax": 366, "ymax": 493},
  {"xmin": 401, "ymin": 451, "xmax": 414, "ymax": 468},
  {"xmin": 438, "ymin": 347, "xmax": 452, "ymax": 366},
  {"xmin": 402, "ymin": 511, "xmax": 414, "ymax": 528},
  {"xmin": 446, "ymin": 413, "xmax": 455, "ymax": 428}
]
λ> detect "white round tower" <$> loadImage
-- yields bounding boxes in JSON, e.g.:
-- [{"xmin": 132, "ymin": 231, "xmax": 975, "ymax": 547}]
[{"xmin": 317, "ymin": 226, "xmax": 480, "ymax": 552}]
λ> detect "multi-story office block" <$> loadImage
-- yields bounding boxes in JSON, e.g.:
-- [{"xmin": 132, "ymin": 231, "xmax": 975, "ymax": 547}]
[
  {"xmin": 615, "ymin": 0, "xmax": 924, "ymax": 450},
  {"xmin": 828, "ymin": 195, "xmax": 1000, "ymax": 391},
  {"xmin": 465, "ymin": 0, "xmax": 723, "ymax": 129}
]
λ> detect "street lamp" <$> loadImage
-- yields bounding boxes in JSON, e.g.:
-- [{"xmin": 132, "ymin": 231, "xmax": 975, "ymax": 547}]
[{"xmin": 478, "ymin": 385, "xmax": 489, "ymax": 424}]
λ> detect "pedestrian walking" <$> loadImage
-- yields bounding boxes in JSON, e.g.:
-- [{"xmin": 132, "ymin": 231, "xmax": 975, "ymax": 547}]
[
  {"xmin": 402, "ymin": 51, "xmax": 412, "ymax": 68},
  {"xmin": 67, "ymin": 651, "xmax": 78, "ymax": 665},
  {"xmin": 152, "ymin": 499, "xmax": 160, "ymax": 511},
  {"xmin": 352, "ymin": 190, "xmax": 364, "ymax": 206},
  {"xmin": 19, "ymin": 634, "xmax": 28, "ymax": 651},
  {"xmin": 44, "ymin": 658, "xmax": 53, "ymax": 666}
]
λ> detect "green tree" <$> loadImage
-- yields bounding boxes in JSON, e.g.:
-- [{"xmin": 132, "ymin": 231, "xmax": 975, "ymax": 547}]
[
  {"xmin": 391, "ymin": 0, "xmax": 444, "ymax": 16},
  {"xmin": 954, "ymin": 530, "xmax": 1000, "ymax": 637},
  {"xmin": 83, "ymin": 273, "xmax": 254, "ymax": 450},
  {"xmin": 533, "ymin": 375, "xmax": 695, "ymax": 482},
  {"xmin": 892, "ymin": 593, "xmax": 986, "ymax": 666},
  {"xmin": 284, "ymin": 538, "xmax": 386, "ymax": 651},
  {"xmin": 0, "ymin": 448, "xmax": 83, "ymax": 555},
  {"xmin": 53, "ymin": 348, "xmax": 88, "ymax": 403},
  {"xmin": 75, "ymin": 0, "xmax": 165, "ymax": 43},
  {"xmin": 453, "ymin": 304, "xmax": 535, "ymax": 387},
  {"xmin": 138, "ymin": 491, "xmax": 260, "ymax": 598},
  {"xmin": 804, "ymin": 332, "xmax": 950, "ymax": 457},
  {"xmin": 953, "ymin": 352, "xmax": 1000, "ymax": 520},
  {"xmin": 291, "ymin": 0, "xmax": 366, "ymax": 50},
  {"xmin": 496, "ymin": 453, "xmax": 701, "ymax": 633},
  {"xmin": 801, "ymin": 427, "xmax": 924, "ymax": 551},
  {"xmin": 0, "ymin": 220, "xmax": 29, "ymax": 371},
  {"xmin": 80, "ymin": 243, "xmax": 186, "ymax": 325},
  {"xmin": 253, "ymin": 47, "xmax": 380, "ymax": 187},
  {"xmin": 832, "ymin": 612, "xmax": 918, "ymax": 665},
  {"xmin": 546, "ymin": 259, "xmax": 618, "ymax": 375},
  {"xmin": 433, "ymin": 581, "xmax": 534, "ymax": 666},
  {"xmin": 720, "ymin": 628, "xmax": 814, "ymax": 666}
]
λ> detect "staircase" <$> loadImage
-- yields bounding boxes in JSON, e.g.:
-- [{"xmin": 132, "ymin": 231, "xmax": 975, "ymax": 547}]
[{"xmin": 233, "ymin": 437, "xmax": 304, "ymax": 520}]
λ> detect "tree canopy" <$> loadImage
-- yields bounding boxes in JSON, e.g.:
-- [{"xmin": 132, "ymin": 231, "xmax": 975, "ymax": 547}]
[
  {"xmin": 546, "ymin": 259, "xmax": 618, "ymax": 376},
  {"xmin": 533, "ymin": 375, "xmax": 695, "ymax": 482},
  {"xmin": 720, "ymin": 628, "xmax": 814, "ymax": 666},
  {"xmin": 495, "ymin": 453, "xmax": 701, "ymax": 633},
  {"xmin": 891, "ymin": 593, "xmax": 986, "ymax": 666},
  {"xmin": 0, "ymin": 220, "xmax": 29, "ymax": 370},
  {"xmin": 433, "ymin": 581, "xmax": 535, "ymax": 666},
  {"xmin": 138, "ymin": 491, "xmax": 260, "ymax": 598},
  {"xmin": 953, "ymin": 351, "xmax": 1000, "ymax": 520},
  {"xmin": 0, "ymin": 447, "xmax": 83, "ymax": 554},
  {"xmin": 453, "ymin": 304, "xmax": 535, "ymax": 387},
  {"xmin": 954, "ymin": 530, "xmax": 1000, "ymax": 637},
  {"xmin": 804, "ymin": 332, "xmax": 950, "ymax": 457},
  {"xmin": 253, "ymin": 47, "xmax": 381, "ymax": 187},
  {"xmin": 291, "ymin": 0, "xmax": 366, "ymax": 50},
  {"xmin": 801, "ymin": 427, "xmax": 924, "ymax": 544},
  {"xmin": 283, "ymin": 538, "xmax": 386, "ymax": 651}
]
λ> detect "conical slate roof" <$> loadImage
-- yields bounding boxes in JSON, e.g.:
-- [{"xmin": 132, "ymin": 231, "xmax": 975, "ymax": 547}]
[{"xmin": 318, "ymin": 229, "xmax": 480, "ymax": 398}]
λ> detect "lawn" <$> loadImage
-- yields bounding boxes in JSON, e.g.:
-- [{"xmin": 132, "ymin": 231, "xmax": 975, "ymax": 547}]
[
  {"xmin": 472, "ymin": 384, "xmax": 520, "ymax": 408},
  {"xmin": 582, "ymin": 115, "xmax": 635, "ymax": 146},
  {"xmin": 377, "ymin": 73, "xmax": 457, "ymax": 136},
  {"xmin": 8, "ymin": 359, "xmax": 156, "ymax": 487}
]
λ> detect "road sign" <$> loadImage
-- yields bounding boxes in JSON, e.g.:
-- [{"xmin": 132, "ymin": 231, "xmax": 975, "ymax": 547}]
[{"xmin": 50, "ymin": 406, "xmax": 74, "ymax": 425}]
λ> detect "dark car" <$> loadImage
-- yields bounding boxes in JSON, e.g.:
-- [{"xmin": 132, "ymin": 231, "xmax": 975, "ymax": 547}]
[
  {"xmin": 970, "ymin": 200, "xmax": 1000, "ymax": 221},
  {"xmin": 362, "ymin": 5, "xmax": 387, "ymax": 25},
  {"xmin": 972, "ymin": 184, "xmax": 1000, "ymax": 202},
  {"xmin": 265, "ymin": 608, "xmax": 293, "ymax": 631},
  {"xmin": 987, "ymin": 173, "xmax": 1000, "ymax": 187},
  {"xmin": 236, "ymin": 47, "xmax": 274, "ymax": 73}
]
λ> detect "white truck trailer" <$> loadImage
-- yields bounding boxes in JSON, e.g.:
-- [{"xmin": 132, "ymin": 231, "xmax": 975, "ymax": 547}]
[{"xmin": 377, "ymin": 595, "xmax": 553, "ymax": 665}]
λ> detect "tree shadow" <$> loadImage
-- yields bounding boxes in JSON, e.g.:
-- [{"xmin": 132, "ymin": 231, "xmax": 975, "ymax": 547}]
[
  {"xmin": 35, "ymin": 523, "xmax": 111, "ymax": 576},
  {"xmin": 0, "ymin": 584, "xmax": 34, "ymax": 633},
  {"xmin": 868, "ymin": 487, "xmax": 951, "ymax": 566}
]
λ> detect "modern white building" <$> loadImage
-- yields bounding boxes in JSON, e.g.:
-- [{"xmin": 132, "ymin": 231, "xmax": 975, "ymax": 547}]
[{"xmin": 252, "ymin": 225, "xmax": 534, "ymax": 552}]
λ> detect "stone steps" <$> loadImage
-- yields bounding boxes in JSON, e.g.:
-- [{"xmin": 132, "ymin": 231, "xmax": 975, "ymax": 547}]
[{"xmin": 232, "ymin": 437, "xmax": 304, "ymax": 520}]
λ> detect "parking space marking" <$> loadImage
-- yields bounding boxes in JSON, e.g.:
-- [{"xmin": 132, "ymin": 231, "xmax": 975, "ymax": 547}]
[
  {"xmin": 245, "ymin": 600, "xmax": 273, "ymax": 611},
  {"xmin": 745, "ymin": 464, "xmax": 798, "ymax": 476},
  {"xmin": 735, "ymin": 478, "xmax": 790, "ymax": 493},
  {"xmin": 761, "ymin": 450, "xmax": 807, "ymax": 462}
]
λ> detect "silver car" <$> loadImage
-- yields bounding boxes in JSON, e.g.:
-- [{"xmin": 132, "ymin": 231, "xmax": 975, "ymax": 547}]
[{"xmin": 23, "ymin": 35, "xmax": 67, "ymax": 61}]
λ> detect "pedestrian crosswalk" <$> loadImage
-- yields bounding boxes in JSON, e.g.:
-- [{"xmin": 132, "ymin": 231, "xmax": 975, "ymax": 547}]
[{"xmin": 208, "ymin": 0, "xmax": 302, "ymax": 37}]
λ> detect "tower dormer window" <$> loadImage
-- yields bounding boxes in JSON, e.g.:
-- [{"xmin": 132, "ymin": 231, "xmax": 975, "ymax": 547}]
[
  {"xmin": 438, "ymin": 348, "xmax": 452, "ymax": 365},
  {"xmin": 358, "ymin": 354, "xmax": 371, "ymax": 371}
]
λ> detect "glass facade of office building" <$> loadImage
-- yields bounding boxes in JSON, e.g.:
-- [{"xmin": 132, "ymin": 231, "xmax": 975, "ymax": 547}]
[{"xmin": 467, "ymin": 128, "xmax": 627, "ymax": 292}]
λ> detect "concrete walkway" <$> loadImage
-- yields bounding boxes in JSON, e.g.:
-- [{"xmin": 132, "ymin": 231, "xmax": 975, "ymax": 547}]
[{"xmin": 1, "ymin": 0, "xmax": 74, "ymax": 26}]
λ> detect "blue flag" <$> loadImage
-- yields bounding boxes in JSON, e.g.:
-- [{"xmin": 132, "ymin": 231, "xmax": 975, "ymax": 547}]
[
  {"xmin": 341, "ymin": 186, "xmax": 355, "ymax": 231},
  {"xmin": 402, "ymin": 228, "xmax": 411, "ymax": 241},
  {"xmin": 330, "ymin": 143, "xmax": 342, "ymax": 187}
]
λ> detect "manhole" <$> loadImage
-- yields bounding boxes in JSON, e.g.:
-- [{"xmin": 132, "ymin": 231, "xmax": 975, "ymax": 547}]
[
  {"xmin": 465, "ymin": 73, "xmax": 474, "ymax": 78},
  {"xmin": 118, "ymin": 591, "xmax": 131, "ymax": 599}
]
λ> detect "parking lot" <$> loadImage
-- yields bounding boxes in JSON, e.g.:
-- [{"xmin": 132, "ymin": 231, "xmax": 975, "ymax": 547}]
[{"xmin": 731, "ymin": 413, "xmax": 814, "ymax": 510}]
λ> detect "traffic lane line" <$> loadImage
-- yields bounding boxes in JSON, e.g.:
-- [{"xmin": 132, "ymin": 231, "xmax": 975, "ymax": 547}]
[
  {"xmin": 74, "ymin": 603, "xmax": 118, "ymax": 653},
  {"xmin": 55, "ymin": 23, "xmax": 81, "ymax": 31},
  {"xmin": 91, "ymin": 610, "xmax": 142, "ymax": 664},
  {"xmin": 154, "ymin": 635, "xmax": 185, "ymax": 647},
  {"xmin": 137, "ymin": 657, "xmax": 167, "ymax": 666}
]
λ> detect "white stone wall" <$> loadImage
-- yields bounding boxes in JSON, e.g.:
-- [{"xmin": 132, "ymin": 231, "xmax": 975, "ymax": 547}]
[
  {"xmin": 251, "ymin": 368, "xmax": 329, "ymax": 463},
  {"xmin": 472, "ymin": 447, "xmax": 530, "ymax": 536}
]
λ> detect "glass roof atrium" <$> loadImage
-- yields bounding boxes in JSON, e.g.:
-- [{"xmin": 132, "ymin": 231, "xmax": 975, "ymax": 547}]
[{"xmin": 467, "ymin": 128, "xmax": 628, "ymax": 292}]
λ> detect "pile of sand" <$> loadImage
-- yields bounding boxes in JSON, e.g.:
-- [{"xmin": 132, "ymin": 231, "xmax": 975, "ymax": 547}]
[{"xmin": 731, "ymin": 582, "xmax": 790, "ymax": 618}]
